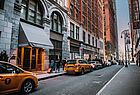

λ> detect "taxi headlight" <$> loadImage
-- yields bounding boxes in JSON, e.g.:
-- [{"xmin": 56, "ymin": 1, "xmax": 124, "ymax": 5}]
[{"xmin": 32, "ymin": 73, "xmax": 37, "ymax": 76}]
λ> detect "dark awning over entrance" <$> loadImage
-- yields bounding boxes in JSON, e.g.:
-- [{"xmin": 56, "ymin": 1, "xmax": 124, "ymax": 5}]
[{"xmin": 19, "ymin": 22, "xmax": 53, "ymax": 49}]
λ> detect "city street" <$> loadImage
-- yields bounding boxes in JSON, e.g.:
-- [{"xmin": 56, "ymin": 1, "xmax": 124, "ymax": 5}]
[{"xmin": 29, "ymin": 65, "xmax": 123, "ymax": 95}]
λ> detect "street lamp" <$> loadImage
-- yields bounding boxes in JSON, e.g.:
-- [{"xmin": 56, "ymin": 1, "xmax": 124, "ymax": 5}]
[{"xmin": 121, "ymin": 29, "xmax": 130, "ymax": 67}]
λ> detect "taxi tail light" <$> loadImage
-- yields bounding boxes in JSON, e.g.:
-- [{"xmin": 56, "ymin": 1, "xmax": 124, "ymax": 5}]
[
  {"xmin": 92, "ymin": 64, "xmax": 95, "ymax": 68},
  {"xmin": 65, "ymin": 64, "xmax": 67, "ymax": 67},
  {"xmin": 75, "ymin": 64, "xmax": 80, "ymax": 67}
]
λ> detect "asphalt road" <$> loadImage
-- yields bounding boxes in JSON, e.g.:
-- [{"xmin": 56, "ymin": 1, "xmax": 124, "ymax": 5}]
[{"xmin": 29, "ymin": 65, "xmax": 123, "ymax": 95}]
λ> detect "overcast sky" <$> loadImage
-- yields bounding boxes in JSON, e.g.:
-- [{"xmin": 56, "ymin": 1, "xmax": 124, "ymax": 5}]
[{"xmin": 116, "ymin": 0, "xmax": 130, "ymax": 54}]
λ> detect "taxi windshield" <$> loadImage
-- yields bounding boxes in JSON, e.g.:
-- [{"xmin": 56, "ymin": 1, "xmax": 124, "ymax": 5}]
[{"xmin": 67, "ymin": 60, "xmax": 76, "ymax": 64}]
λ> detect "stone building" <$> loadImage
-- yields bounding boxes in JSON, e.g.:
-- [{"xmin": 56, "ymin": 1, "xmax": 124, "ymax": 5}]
[{"xmin": 0, "ymin": 0, "xmax": 68, "ymax": 71}]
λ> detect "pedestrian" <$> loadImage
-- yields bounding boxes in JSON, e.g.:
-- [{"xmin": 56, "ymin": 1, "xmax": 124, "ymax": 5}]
[
  {"xmin": 50, "ymin": 60, "xmax": 55, "ymax": 71},
  {"xmin": 48, "ymin": 60, "xmax": 55, "ymax": 73},
  {"xmin": 56, "ymin": 60, "xmax": 60, "ymax": 72}
]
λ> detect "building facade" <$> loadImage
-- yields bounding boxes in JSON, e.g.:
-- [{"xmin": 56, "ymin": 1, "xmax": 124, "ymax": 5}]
[
  {"xmin": 0, "ymin": 0, "xmax": 106, "ymax": 71},
  {"xmin": 66, "ymin": 0, "xmax": 104, "ymax": 60},
  {"xmin": 0, "ymin": 0, "xmax": 68, "ymax": 71},
  {"xmin": 128, "ymin": 0, "xmax": 140, "ymax": 65},
  {"xmin": 103, "ymin": 0, "xmax": 118, "ymax": 61}
]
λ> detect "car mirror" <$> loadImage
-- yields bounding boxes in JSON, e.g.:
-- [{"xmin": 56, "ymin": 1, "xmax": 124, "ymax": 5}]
[{"xmin": 15, "ymin": 69, "xmax": 21, "ymax": 74}]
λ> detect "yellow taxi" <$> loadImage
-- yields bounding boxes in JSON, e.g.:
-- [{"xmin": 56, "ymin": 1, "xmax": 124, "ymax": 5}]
[
  {"xmin": 0, "ymin": 61, "xmax": 38, "ymax": 94},
  {"xmin": 64, "ymin": 59, "xmax": 92, "ymax": 74}
]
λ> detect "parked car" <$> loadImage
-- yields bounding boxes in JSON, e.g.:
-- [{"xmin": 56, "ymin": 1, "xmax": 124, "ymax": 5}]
[
  {"xmin": 0, "ymin": 61, "xmax": 38, "ymax": 94},
  {"xmin": 64, "ymin": 59, "xmax": 92, "ymax": 74},
  {"xmin": 88, "ymin": 61, "xmax": 102, "ymax": 69},
  {"xmin": 106, "ymin": 61, "xmax": 112, "ymax": 66}
]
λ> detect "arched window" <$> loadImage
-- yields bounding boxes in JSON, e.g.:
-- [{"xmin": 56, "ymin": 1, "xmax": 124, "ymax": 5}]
[
  {"xmin": 21, "ymin": 0, "xmax": 43, "ymax": 25},
  {"xmin": 51, "ymin": 12, "xmax": 63, "ymax": 33}
]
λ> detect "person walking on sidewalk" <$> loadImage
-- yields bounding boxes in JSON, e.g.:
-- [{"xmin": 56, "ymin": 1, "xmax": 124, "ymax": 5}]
[
  {"xmin": 56, "ymin": 60, "xmax": 60, "ymax": 72},
  {"xmin": 48, "ymin": 60, "xmax": 55, "ymax": 73}
]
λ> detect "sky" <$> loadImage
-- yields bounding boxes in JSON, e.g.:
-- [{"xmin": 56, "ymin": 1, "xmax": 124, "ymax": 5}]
[{"xmin": 116, "ymin": 0, "xmax": 130, "ymax": 54}]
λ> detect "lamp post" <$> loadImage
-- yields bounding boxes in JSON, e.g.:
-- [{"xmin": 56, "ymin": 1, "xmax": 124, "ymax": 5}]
[{"xmin": 121, "ymin": 29, "xmax": 130, "ymax": 67}]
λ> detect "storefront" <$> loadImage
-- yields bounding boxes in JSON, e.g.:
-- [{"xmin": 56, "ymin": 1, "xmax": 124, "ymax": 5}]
[
  {"xmin": 83, "ymin": 44, "xmax": 95, "ymax": 60},
  {"xmin": 18, "ymin": 22, "xmax": 53, "ymax": 71},
  {"xmin": 49, "ymin": 39, "xmax": 62, "ymax": 62},
  {"xmin": 69, "ymin": 38, "xmax": 81, "ymax": 59}
]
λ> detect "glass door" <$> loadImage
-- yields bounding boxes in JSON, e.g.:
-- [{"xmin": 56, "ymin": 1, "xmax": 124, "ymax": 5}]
[
  {"xmin": 31, "ymin": 48, "xmax": 36, "ymax": 69},
  {"xmin": 23, "ymin": 48, "xmax": 30, "ymax": 70}
]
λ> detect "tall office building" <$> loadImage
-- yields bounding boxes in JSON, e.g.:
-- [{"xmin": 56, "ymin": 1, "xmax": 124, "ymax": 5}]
[{"xmin": 103, "ymin": 0, "xmax": 118, "ymax": 61}]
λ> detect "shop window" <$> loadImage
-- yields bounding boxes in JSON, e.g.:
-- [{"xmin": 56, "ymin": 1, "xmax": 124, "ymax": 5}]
[
  {"xmin": 21, "ymin": 0, "xmax": 43, "ymax": 25},
  {"xmin": 51, "ymin": 12, "xmax": 63, "ymax": 33},
  {"xmin": 0, "ymin": 0, "xmax": 5, "ymax": 9}
]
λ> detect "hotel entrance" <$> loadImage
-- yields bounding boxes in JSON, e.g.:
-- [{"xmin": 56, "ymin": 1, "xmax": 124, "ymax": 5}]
[{"xmin": 17, "ymin": 47, "xmax": 44, "ymax": 71}]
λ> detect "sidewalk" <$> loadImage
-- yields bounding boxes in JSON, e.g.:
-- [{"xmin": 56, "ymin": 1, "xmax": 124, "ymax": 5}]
[
  {"xmin": 97, "ymin": 64, "xmax": 140, "ymax": 95},
  {"xmin": 34, "ymin": 68, "xmax": 66, "ymax": 81}
]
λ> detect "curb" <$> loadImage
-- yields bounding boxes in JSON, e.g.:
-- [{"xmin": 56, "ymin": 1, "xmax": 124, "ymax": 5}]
[{"xmin": 38, "ymin": 72, "xmax": 66, "ymax": 81}]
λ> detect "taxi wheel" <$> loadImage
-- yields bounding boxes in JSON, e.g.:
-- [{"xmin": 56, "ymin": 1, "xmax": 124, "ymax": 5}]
[
  {"xmin": 21, "ymin": 80, "xmax": 34, "ymax": 94},
  {"xmin": 81, "ymin": 69, "xmax": 85, "ymax": 75}
]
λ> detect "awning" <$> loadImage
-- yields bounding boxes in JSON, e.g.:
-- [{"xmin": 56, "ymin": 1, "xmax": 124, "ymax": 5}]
[{"xmin": 19, "ymin": 22, "xmax": 53, "ymax": 49}]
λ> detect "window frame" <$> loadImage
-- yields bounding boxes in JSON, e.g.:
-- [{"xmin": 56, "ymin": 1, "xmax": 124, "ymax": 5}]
[
  {"xmin": 83, "ymin": 31, "xmax": 85, "ymax": 42},
  {"xmin": 76, "ymin": 26, "xmax": 79, "ymax": 40},
  {"xmin": 51, "ymin": 12, "xmax": 63, "ymax": 33},
  {"xmin": 88, "ymin": 34, "xmax": 90, "ymax": 44},
  {"xmin": 70, "ymin": 22, "xmax": 74, "ymax": 38},
  {"xmin": 20, "ymin": 0, "xmax": 43, "ymax": 25},
  {"xmin": 0, "ymin": 0, "xmax": 5, "ymax": 9}
]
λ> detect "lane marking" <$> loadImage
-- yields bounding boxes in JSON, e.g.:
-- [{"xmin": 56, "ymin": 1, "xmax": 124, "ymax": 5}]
[{"xmin": 96, "ymin": 66, "xmax": 124, "ymax": 95}]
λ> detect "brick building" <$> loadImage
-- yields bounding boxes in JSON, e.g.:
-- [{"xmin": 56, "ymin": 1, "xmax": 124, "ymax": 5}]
[
  {"xmin": 103, "ymin": 0, "xmax": 118, "ymax": 61},
  {"xmin": 128, "ymin": 0, "xmax": 140, "ymax": 65},
  {"xmin": 66, "ymin": 0, "xmax": 104, "ymax": 60}
]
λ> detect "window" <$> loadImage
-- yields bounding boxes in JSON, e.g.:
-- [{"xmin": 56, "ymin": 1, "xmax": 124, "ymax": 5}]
[
  {"xmin": 88, "ymin": 34, "xmax": 90, "ymax": 44},
  {"xmin": 70, "ymin": 4, "xmax": 74, "ymax": 17},
  {"xmin": 51, "ymin": 12, "xmax": 63, "ymax": 33},
  {"xmin": 92, "ymin": 37, "xmax": 94, "ymax": 46},
  {"xmin": 0, "ymin": 62, "xmax": 23, "ymax": 74},
  {"xmin": 0, "ymin": 0, "xmax": 5, "ymax": 9},
  {"xmin": 0, "ymin": 31, "xmax": 1, "ymax": 38},
  {"xmin": 21, "ymin": 0, "xmax": 43, "ymax": 25},
  {"xmin": 76, "ymin": 9, "xmax": 79, "ymax": 20},
  {"xmin": 82, "ymin": 1, "xmax": 86, "ymax": 14},
  {"xmin": 70, "ymin": 23, "xmax": 74, "ymax": 38},
  {"xmin": 76, "ymin": 26, "xmax": 79, "ymax": 40},
  {"xmin": 76, "ymin": 0, "xmax": 79, "ymax": 8},
  {"xmin": 88, "ymin": 21, "xmax": 91, "ymax": 30},
  {"xmin": 83, "ymin": 31, "xmax": 85, "ymax": 42}
]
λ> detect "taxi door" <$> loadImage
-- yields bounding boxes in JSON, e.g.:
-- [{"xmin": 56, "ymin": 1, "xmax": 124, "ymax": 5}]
[
  {"xmin": 0, "ymin": 63, "xmax": 22, "ymax": 94},
  {"xmin": 84, "ymin": 60, "xmax": 91, "ymax": 71}
]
